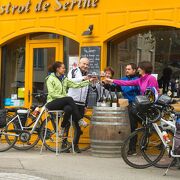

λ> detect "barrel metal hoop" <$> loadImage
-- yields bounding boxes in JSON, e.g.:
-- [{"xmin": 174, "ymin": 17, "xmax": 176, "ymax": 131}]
[
  {"xmin": 92, "ymin": 116, "xmax": 128, "ymax": 120},
  {"xmin": 91, "ymin": 140, "xmax": 122, "ymax": 143},
  {"xmin": 93, "ymin": 111, "xmax": 128, "ymax": 115},
  {"xmin": 91, "ymin": 121, "xmax": 128, "ymax": 125}
]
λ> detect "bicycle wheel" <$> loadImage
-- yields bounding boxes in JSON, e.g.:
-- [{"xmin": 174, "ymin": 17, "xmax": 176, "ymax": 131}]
[
  {"xmin": 140, "ymin": 127, "xmax": 166, "ymax": 167},
  {"xmin": 0, "ymin": 122, "xmax": 18, "ymax": 152},
  {"xmin": 11, "ymin": 116, "xmax": 40, "ymax": 151},
  {"xmin": 146, "ymin": 130, "xmax": 175, "ymax": 168},
  {"xmin": 121, "ymin": 127, "xmax": 164, "ymax": 169},
  {"xmin": 39, "ymin": 117, "xmax": 75, "ymax": 153}
]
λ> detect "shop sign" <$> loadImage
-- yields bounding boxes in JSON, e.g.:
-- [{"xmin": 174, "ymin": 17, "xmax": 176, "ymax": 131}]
[{"xmin": 0, "ymin": 0, "xmax": 99, "ymax": 15}]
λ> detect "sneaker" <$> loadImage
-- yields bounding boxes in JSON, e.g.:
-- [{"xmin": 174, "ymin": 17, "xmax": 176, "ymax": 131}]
[
  {"xmin": 78, "ymin": 119, "xmax": 88, "ymax": 128},
  {"xmin": 74, "ymin": 145, "xmax": 81, "ymax": 153},
  {"xmin": 127, "ymin": 150, "xmax": 137, "ymax": 156},
  {"xmin": 59, "ymin": 127, "xmax": 66, "ymax": 137}
]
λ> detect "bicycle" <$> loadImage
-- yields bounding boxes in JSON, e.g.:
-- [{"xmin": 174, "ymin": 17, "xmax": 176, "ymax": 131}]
[
  {"xmin": 5, "ymin": 107, "xmax": 41, "ymax": 150},
  {"xmin": 143, "ymin": 109, "xmax": 180, "ymax": 175},
  {"xmin": 121, "ymin": 94, "xmax": 179, "ymax": 170},
  {"xmin": 4, "ymin": 93, "xmax": 78, "ymax": 153},
  {"xmin": 121, "ymin": 103, "xmax": 163, "ymax": 169}
]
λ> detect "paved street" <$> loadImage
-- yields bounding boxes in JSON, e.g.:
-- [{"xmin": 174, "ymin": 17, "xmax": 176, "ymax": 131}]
[{"xmin": 0, "ymin": 149, "xmax": 179, "ymax": 180}]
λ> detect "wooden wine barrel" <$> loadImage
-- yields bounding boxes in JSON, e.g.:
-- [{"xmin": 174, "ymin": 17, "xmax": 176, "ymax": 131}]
[{"xmin": 90, "ymin": 106, "xmax": 130, "ymax": 158}]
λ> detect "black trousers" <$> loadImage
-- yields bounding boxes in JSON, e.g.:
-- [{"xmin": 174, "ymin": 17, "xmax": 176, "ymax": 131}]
[
  {"xmin": 72, "ymin": 104, "xmax": 85, "ymax": 145},
  {"xmin": 128, "ymin": 103, "xmax": 139, "ymax": 151},
  {"xmin": 46, "ymin": 97, "xmax": 82, "ymax": 145},
  {"xmin": 46, "ymin": 96, "xmax": 81, "ymax": 127}
]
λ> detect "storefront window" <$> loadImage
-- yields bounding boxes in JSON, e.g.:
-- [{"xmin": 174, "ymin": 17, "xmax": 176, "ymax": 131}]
[
  {"xmin": 108, "ymin": 27, "xmax": 180, "ymax": 81},
  {"xmin": 2, "ymin": 37, "xmax": 26, "ymax": 107},
  {"xmin": 63, "ymin": 37, "xmax": 79, "ymax": 73}
]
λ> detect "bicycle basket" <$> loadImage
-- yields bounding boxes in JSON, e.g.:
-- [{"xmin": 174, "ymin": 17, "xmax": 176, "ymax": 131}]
[
  {"xmin": 0, "ymin": 109, "xmax": 7, "ymax": 128},
  {"xmin": 135, "ymin": 95, "xmax": 151, "ymax": 113}
]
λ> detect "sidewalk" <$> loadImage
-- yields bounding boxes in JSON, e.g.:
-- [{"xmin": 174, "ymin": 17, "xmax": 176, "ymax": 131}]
[{"xmin": 0, "ymin": 149, "xmax": 179, "ymax": 180}]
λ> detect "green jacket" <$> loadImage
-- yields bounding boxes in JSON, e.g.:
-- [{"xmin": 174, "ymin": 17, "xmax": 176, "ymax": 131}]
[{"xmin": 46, "ymin": 73, "xmax": 90, "ymax": 103}]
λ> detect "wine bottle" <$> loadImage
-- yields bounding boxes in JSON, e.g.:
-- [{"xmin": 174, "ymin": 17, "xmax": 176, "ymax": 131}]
[
  {"xmin": 101, "ymin": 88, "xmax": 107, "ymax": 107},
  {"xmin": 167, "ymin": 82, "xmax": 173, "ymax": 97},
  {"xmin": 106, "ymin": 90, "xmax": 112, "ymax": 107},
  {"xmin": 112, "ymin": 91, "xmax": 118, "ymax": 107}
]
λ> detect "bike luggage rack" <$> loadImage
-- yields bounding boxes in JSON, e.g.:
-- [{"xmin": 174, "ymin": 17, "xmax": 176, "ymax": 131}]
[{"xmin": 40, "ymin": 109, "xmax": 74, "ymax": 155}]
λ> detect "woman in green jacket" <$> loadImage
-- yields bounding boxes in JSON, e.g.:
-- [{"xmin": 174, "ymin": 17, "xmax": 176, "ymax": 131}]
[{"xmin": 46, "ymin": 61, "xmax": 92, "ymax": 152}]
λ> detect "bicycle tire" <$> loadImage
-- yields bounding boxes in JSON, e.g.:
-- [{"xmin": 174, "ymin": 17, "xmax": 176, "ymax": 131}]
[
  {"xmin": 39, "ymin": 117, "xmax": 75, "ymax": 153},
  {"xmin": 0, "ymin": 122, "xmax": 18, "ymax": 152},
  {"xmin": 6, "ymin": 116, "xmax": 40, "ymax": 151},
  {"xmin": 121, "ymin": 127, "xmax": 164, "ymax": 169},
  {"xmin": 144, "ymin": 130, "xmax": 175, "ymax": 168}
]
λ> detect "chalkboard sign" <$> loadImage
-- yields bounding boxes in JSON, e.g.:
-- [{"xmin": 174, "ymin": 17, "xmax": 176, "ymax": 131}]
[{"xmin": 81, "ymin": 46, "xmax": 101, "ymax": 75}]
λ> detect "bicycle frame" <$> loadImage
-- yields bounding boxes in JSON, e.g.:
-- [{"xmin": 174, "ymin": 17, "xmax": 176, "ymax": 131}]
[
  {"xmin": 152, "ymin": 117, "xmax": 180, "ymax": 158},
  {"xmin": 6, "ymin": 105, "xmax": 46, "ymax": 137}
]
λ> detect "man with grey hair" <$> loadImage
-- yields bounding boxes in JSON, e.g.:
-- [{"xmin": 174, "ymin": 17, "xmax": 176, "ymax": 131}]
[{"xmin": 67, "ymin": 57, "xmax": 90, "ymax": 152}]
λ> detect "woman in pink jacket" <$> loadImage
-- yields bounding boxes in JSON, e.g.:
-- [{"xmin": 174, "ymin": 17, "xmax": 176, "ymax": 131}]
[{"xmin": 105, "ymin": 61, "xmax": 159, "ymax": 94}]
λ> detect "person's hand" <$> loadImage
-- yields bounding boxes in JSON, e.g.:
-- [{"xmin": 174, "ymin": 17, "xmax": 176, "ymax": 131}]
[
  {"xmin": 83, "ymin": 76, "xmax": 90, "ymax": 80},
  {"xmin": 89, "ymin": 77, "xmax": 98, "ymax": 83},
  {"xmin": 104, "ymin": 78, "xmax": 113, "ymax": 84}
]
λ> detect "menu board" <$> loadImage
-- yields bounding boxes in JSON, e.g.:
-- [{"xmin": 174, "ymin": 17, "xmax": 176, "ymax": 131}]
[{"xmin": 80, "ymin": 46, "xmax": 101, "ymax": 75}]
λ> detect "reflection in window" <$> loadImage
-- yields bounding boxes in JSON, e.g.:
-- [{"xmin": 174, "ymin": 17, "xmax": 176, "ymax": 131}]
[
  {"xmin": 108, "ymin": 27, "xmax": 180, "ymax": 80},
  {"xmin": 33, "ymin": 49, "xmax": 44, "ymax": 70},
  {"xmin": 63, "ymin": 37, "xmax": 79, "ymax": 73},
  {"xmin": 1, "ymin": 37, "xmax": 26, "ymax": 107}
]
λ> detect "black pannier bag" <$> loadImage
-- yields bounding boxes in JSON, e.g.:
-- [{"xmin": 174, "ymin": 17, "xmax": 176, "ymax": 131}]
[
  {"xmin": 0, "ymin": 109, "xmax": 7, "ymax": 128},
  {"xmin": 174, "ymin": 113, "xmax": 180, "ymax": 154},
  {"xmin": 134, "ymin": 95, "xmax": 151, "ymax": 113},
  {"xmin": 156, "ymin": 94, "xmax": 172, "ymax": 105}
]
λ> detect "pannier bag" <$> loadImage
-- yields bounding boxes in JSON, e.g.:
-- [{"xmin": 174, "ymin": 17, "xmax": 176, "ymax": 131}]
[
  {"xmin": 16, "ymin": 109, "xmax": 29, "ymax": 127},
  {"xmin": 134, "ymin": 95, "xmax": 151, "ymax": 113},
  {"xmin": 174, "ymin": 113, "xmax": 180, "ymax": 154},
  {"xmin": 0, "ymin": 109, "xmax": 7, "ymax": 128},
  {"xmin": 156, "ymin": 94, "xmax": 172, "ymax": 105}
]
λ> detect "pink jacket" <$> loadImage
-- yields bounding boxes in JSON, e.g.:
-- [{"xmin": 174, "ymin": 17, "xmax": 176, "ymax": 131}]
[{"xmin": 113, "ymin": 74, "xmax": 159, "ymax": 95}]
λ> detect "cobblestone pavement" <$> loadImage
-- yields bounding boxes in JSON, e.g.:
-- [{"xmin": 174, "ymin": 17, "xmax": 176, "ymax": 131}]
[{"xmin": 0, "ymin": 173, "xmax": 47, "ymax": 180}]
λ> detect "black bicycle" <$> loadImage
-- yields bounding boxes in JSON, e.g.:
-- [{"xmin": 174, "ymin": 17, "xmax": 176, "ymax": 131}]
[{"xmin": 121, "ymin": 104, "xmax": 163, "ymax": 169}]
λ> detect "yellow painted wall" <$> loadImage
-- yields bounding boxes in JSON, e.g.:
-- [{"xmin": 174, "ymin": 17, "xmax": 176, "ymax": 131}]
[
  {"xmin": 0, "ymin": 0, "xmax": 180, "ymax": 69},
  {"xmin": 1, "ymin": 0, "xmax": 180, "ymax": 147},
  {"xmin": 0, "ymin": 0, "xmax": 180, "ymax": 43}
]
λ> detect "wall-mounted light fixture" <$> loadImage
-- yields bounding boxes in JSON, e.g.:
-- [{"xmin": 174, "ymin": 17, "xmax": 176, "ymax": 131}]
[{"xmin": 82, "ymin": 25, "xmax": 93, "ymax": 36}]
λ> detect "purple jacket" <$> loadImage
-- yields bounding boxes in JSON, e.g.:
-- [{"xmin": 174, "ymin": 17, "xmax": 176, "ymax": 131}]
[{"xmin": 113, "ymin": 74, "xmax": 159, "ymax": 95}]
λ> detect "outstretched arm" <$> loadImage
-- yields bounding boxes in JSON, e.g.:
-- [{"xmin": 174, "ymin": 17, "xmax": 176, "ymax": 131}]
[{"xmin": 104, "ymin": 78, "xmax": 139, "ymax": 86}]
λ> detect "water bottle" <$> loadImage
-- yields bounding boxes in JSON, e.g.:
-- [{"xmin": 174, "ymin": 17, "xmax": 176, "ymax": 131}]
[
  {"xmin": 162, "ymin": 131, "xmax": 170, "ymax": 143},
  {"xmin": 174, "ymin": 115, "xmax": 180, "ymax": 154},
  {"xmin": 32, "ymin": 107, "xmax": 40, "ymax": 117}
]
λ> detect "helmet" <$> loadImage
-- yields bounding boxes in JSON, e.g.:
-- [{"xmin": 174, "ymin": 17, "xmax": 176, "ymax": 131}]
[{"xmin": 144, "ymin": 87, "xmax": 159, "ymax": 103}]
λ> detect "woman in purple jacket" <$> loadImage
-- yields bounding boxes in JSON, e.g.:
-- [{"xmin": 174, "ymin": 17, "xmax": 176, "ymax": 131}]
[
  {"xmin": 105, "ymin": 61, "xmax": 159, "ymax": 94},
  {"xmin": 105, "ymin": 61, "xmax": 159, "ymax": 155}
]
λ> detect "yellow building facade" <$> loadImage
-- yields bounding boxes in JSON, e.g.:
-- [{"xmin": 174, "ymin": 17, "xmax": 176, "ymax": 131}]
[
  {"xmin": 1, "ymin": 0, "xmax": 180, "ymax": 106},
  {"xmin": 0, "ymin": 0, "xmax": 180, "ymax": 145}
]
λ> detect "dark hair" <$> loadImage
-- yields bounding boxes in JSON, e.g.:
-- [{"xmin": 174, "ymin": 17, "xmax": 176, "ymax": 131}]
[
  {"xmin": 163, "ymin": 67, "xmax": 172, "ymax": 77},
  {"xmin": 138, "ymin": 61, "xmax": 153, "ymax": 74},
  {"xmin": 104, "ymin": 66, "xmax": 115, "ymax": 77},
  {"xmin": 126, "ymin": 63, "xmax": 137, "ymax": 70},
  {"xmin": 48, "ymin": 61, "xmax": 64, "ymax": 73}
]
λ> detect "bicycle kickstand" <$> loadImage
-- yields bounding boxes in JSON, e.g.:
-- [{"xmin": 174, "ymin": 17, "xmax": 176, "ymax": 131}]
[{"xmin": 163, "ymin": 158, "xmax": 176, "ymax": 176}]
